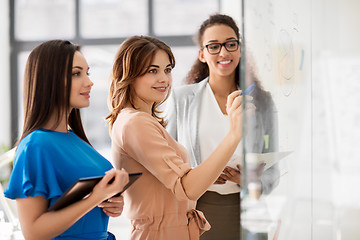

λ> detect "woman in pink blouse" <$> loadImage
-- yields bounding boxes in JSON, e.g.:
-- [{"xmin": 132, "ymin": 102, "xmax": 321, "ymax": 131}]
[{"xmin": 106, "ymin": 35, "xmax": 254, "ymax": 240}]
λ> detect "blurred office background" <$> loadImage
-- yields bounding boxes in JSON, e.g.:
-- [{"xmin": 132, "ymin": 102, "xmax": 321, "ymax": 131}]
[{"xmin": 0, "ymin": 0, "xmax": 359, "ymax": 239}]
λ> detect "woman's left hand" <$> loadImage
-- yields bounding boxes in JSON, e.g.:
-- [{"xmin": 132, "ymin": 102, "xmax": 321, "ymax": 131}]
[
  {"xmin": 98, "ymin": 195, "xmax": 125, "ymax": 217},
  {"xmin": 220, "ymin": 164, "xmax": 242, "ymax": 186}
]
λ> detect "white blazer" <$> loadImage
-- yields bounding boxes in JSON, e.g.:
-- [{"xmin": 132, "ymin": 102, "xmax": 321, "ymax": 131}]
[{"xmin": 165, "ymin": 78, "xmax": 280, "ymax": 194}]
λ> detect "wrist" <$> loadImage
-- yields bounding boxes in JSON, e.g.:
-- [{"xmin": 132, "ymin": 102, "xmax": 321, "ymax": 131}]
[
  {"xmin": 227, "ymin": 131, "xmax": 241, "ymax": 145},
  {"xmin": 87, "ymin": 191, "xmax": 106, "ymax": 207}
]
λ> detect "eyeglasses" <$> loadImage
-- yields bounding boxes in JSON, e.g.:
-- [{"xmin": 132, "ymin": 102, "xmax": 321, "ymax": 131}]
[{"xmin": 201, "ymin": 40, "xmax": 240, "ymax": 55}]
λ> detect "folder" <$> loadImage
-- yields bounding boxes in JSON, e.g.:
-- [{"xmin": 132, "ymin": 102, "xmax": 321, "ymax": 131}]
[{"xmin": 227, "ymin": 151, "xmax": 292, "ymax": 170}]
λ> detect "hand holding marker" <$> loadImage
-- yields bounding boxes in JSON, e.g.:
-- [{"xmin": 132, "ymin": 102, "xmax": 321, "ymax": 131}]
[
  {"xmin": 240, "ymin": 82, "xmax": 255, "ymax": 96},
  {"xmin": 240, "ymin": 83, "xmax": 256, "ymax": 113}
]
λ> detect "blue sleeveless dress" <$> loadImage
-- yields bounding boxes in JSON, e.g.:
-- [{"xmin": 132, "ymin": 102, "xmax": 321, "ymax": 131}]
[{"xmin": 5, "ymin": 129, "xmax": 114, "ymax": 239}]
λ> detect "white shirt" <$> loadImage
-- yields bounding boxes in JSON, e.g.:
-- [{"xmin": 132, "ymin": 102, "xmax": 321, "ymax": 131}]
[{"xmin": 198, "ymin": 83, "xmax": 242, "ymax": 194}]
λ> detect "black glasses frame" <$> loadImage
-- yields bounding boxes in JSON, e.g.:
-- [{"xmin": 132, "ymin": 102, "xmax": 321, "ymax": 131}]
[{"xmin": 201, "ymin": 40, "xmax": 240, "ymax": 55}]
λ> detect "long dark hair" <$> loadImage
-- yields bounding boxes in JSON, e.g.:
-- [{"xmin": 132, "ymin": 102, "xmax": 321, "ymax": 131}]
[
  {"xmin": 186, "ymin": 13, "xmax": 241, "ymax": 85},
  {"xmin": 106, "ymin": 35, "xmax": 176, "ymax": 129},
  {"xmin": 20, "ymin": 40, "xmax": 90, "ymax": 145}
]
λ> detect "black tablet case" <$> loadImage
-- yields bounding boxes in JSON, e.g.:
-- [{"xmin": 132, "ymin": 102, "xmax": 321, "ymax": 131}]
[{"xmin": 48, "ymin": 172, "xmax": 142, "ymax": 211}]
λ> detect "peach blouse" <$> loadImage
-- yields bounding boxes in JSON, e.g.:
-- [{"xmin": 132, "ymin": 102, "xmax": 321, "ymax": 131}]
[{"xmin": 111, "ymin": 108, "xmax": 210, "ymax": 240}]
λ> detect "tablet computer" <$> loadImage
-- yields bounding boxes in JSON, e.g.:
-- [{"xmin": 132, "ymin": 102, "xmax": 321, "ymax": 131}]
[{"xmin": 48, "ymin": 172, "xmax": 142, "ymax": 211}]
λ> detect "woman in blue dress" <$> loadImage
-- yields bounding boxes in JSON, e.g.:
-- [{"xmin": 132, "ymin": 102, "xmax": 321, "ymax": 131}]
[{"xmin": 4, "ymin": 40, "xmax": 129, "ymax": 240}]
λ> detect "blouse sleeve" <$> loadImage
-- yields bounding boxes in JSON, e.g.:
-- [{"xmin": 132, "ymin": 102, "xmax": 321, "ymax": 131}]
[
  {"xmin": 4, "ymin": 142, "xmax": 63, "ymax": 200},
  {"xmin": 114, "ymin": 112, "xmax": 191, "ymax": 201}
]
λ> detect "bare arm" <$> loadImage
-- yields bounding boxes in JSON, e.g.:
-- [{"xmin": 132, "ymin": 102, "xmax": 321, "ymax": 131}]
[
  {"xmin": 16, "ymin": 169, "xmax": 129, "ymax": 240},
  {"xmin": 181, "ymin": 90, "xmax": 255, "ymax": 200}
]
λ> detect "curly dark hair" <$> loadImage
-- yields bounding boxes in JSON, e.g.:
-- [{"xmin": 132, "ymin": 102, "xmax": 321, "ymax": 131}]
[{"xmin": 186, "ymin": 13, "xmax": 241, "ymax": 85}]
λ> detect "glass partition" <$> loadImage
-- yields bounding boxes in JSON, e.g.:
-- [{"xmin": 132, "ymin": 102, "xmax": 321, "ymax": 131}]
[{"xmin": 241, "ymin": 0, "xmax": 313, "ymax": 239}]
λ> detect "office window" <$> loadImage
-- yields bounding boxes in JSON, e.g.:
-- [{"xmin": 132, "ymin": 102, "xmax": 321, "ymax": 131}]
[
  {"xmin": 15, "ymin": 0, "xmax": 75, "ymax": 40},
  {"xmin": 10, "ymin": 0, "xmax": 220, "ymax": 151},
  {"xmin": 171, "ymin": 46, "xmax": 198, "ymax": 87},
  {"xmin": 16, "ymin": 51, "xmax": 29, "ymax": 135},
  {"xmin": 80, "ymin": 0, "xmax": 148, "ymax": 38},
  {"xmin": 80, "ymin": 45, "xmax": 118, "ymax": 153},
  {"xmin": 153, "ymin": 0, "xmax": 219, "ymax": 35}
]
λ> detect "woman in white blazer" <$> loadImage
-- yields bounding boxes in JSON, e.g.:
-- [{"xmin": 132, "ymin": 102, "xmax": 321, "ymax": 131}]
[{"xmin": 166, "ymin": 14, "xmax": 280, "ymax": 240}]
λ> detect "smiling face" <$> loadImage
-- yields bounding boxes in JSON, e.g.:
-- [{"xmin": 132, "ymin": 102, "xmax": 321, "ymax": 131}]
[
  {"xmin": 69, "ymin": 51, "xmax": 93, "ymax": 110},
  {"xmin": 132, "ymin": 50, "xmax": 172, "ymax": 113},
  {"xmin": 198, "ymin": 24, "xmax": 241, "ymax": 80}
]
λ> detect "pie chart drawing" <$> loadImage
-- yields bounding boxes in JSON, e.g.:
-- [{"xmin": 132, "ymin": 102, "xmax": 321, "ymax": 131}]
[{"xmin": 277, "ymin": 29, "xmax": 295, "ymax": 97}]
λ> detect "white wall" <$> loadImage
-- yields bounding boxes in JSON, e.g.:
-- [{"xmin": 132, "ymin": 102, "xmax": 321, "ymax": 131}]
[
  {"xmin": 312, "ymin": 0, "xmax": 360, "ymax": 202},
  {"xmin": 312, "ymin": 0, "xmax": 360, "ymax": 238},
  {"xmin": 0, "ymin": 0, "xmax": 10, "ymax": 150}
]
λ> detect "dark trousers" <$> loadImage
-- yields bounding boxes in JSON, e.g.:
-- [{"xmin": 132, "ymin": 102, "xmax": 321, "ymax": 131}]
[{"xmin": 197, "ymin": 191, "xmax": 241, "ymax": 240}]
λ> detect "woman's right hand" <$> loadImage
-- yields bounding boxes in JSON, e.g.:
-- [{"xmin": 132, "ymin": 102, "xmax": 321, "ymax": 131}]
[
  {"xmin": 226, "ymin": 90, "xmax": 255, "ymax": 142},
  {"xmin": 92, "ymin": 168, "xmax": 129, "ymax": 203}
]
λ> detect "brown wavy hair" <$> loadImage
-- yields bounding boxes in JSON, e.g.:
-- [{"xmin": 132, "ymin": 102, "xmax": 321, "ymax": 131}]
[
  {"xmin": 106, "ymin": 35, "xmax": 175, "ymax": 129},
  {"xmin": 20, "ymin": 40, "xmax": 90, "ymax": 145}
]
